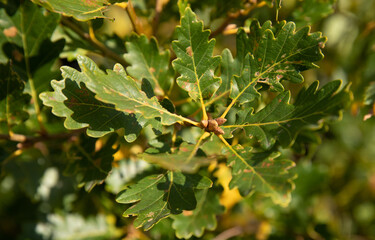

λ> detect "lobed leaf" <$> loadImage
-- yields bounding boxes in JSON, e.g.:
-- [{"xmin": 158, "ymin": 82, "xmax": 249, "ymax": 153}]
[
  {"xmin": 40, "ymin": 78, "xmax": 142, "ymax": 142},
  {"xmin": 171, "ymin": 188, "xmax": 225, "ymax": 239},
  {"xmin": 124, "ymin": 34, "xmax": 173, "ymax": 95},
  {"xmin": 61, "ymin": 55, "xmax": 190, "ymax": 126},
  {"xmin": 227, "ymin": 20, "xmax": 326, "ymax": 105},
  {"xmin": 116, "ymin": 171, "xmax": 212, "ymax": 230},
  {"xmin": 227, "ymin": 145, "xmax": 296, "ymax": 206},
  {"xmin": 172, "ymin": 7, "xmax": 221, "ymax": 101},
  {"xmin": 65, "ymin": 134, "xmax": 118, "ymax": 191},
  {"xmin": 31, "ymin": 0, "xmax": 109, "ymax": 21},
  {"xmin": 223, "ymin": 80, "xmax": 350, "ymax": 149}
]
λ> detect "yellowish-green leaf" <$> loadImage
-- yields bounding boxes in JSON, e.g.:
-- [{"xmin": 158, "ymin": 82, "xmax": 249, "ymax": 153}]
[
  {"xmin": 227, "ymin": 145, "xmax": 296, "ymax": 207},
  {"xmin": 61, "ymin": 55, "xmax": 196, "ymax": 126},
  {"xmin": 31, "ymin": 0, "xmax": 110, "ymax": 21}
]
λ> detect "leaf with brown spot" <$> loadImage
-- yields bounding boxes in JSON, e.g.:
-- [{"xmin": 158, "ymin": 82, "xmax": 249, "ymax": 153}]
[
  {"xmin": 172, "ymin": 8, "xmax": 221, "ymax": 101},
  {"xmin": 227, "ymin": 145, "xmax": 296, "ymax": 207},
  {"xmin": 227, "ymin": 20, "xmax": 327, "ymax": 105}
]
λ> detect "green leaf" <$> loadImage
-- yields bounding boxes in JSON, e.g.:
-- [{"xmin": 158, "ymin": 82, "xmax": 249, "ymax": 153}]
[
  {"xmin": 140, "ymin": 142, "xmax": 215, "ymax": 173},
  {"xmin": 215, "ymin": 48, "xmax": 241, "ymax": 99},
  {"xmin": 216, "ymin": 28, "xmax": 260, "ymax": 101},
  {"xmin": 230, "ymin": 54, "xmax": 261, "ymax": 104},
  {"xmin": 172, "ymin": 7, "xmax": 221, "ymax": 101},
  {"xmin": 116, "ymin": 171, "xmax": 212, "ymax": 230},
  {"xmin": 31, "ymin": 0, "xmax": 110, "ymax": 21},
  {"xmin": 223, "ymin": 80, "xmax": 350, "ymax": 149},
  {"xmin": 124, "ymin": 34, "xmax": 174, "ymax": 95},
  {"xmin": 171, "ymin": 188, "xmax": 225, "ymax": 238},
  {"xmin": 227, "ymin": 145, "xmax": 295, "ymax": 206},
  {"xmin": 177, "ymin": 0, "xmax": 189, "ymax": 16},
  {"xmin": 0, "ymin": 1, "xmax": 60, "ymax": 62},
  {"xmin": 293, "ymin": 0, "xmax": 336, "ymax": 27},
  {"xmin": 0, "ymin": 63, "xmax": 30, "ymax": 132},
  {"xmin": 228, "ymin": 20, "xmax": 326, "ymax": 105},
  {"xmin": 60, "ymin": 55, "xmax": 192, "ymax": 126},
  {"xmin": 65, "ymin": 134, "xmax": 118, "ymax": 191},
  {"xmin": 40, "ymin": 78, "xmax": 143, "ymax": 142}
]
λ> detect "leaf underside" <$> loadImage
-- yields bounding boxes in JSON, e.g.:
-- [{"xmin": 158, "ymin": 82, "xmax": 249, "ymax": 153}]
[
  {"xmin": 41, "ymin": 55, "xmax": 191, "ymax": 142},
  {"xmin": 40, "ymin": 77, "xmax": 142, "ymax": 142}
]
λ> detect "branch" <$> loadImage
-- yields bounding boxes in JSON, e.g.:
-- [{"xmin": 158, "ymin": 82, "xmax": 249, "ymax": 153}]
[
  {"xmin": 126, "ymin": 0, "xmax": 146, "ymax": 36},
  {"xmin": 0, "ymin": 129, "xmax": 84, "ymax": 149},
  {"xmin": 212, "ymin": 226, "xmax": 243, "ymax": 240},
  {"xmin": 210, "ymin": 1, "xmax": 267, "ymax": 38},
  {"xmin": 152, "ymin": 0, "xmax": 170, "ymax": 35},
  {"xmin": 60, "ymin": 17, "xmax": 128, "ymax": 67}
]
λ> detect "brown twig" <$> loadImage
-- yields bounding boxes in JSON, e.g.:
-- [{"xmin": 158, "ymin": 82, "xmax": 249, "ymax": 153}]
[
  {"xmin": 126, "ymin": 0, "xmax": 145, "ymax": 35},
  {"xmin": 210, "ymin": 1, "xmax": 267, "ymax": 38},
  {"xmin": 212, "ymin": 226, "xmax": 243, "ymax": 240},
  {"xmin": 60, "ymin": 17, "xmax": 128, "ymax": 67},
  {"xmin": 0, "ymin": 129, "xmax": 84, "ymax": 149},
  {"xmin": 152, "ymin": 0, "xmax": 170, "ymax": 35}
]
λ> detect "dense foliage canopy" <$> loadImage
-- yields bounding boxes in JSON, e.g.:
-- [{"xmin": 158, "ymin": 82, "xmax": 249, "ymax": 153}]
[{"xmin": 1, "ymin": 0, "xmax": 375, "ymax": 239}]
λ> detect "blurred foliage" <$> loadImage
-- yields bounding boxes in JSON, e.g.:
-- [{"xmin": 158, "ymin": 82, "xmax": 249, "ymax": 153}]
[{"xmin": 0, "ymin": 0, "xmax": 375, "ymax": 239}]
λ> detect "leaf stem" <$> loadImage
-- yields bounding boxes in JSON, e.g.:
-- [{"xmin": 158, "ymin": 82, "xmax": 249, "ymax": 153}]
[
  {"xmin": 189, "ymin": 90, "xmax": 229, "ymax": 118},
  {"xmin": 210, "ymin": 1, "xmax": 267, "ymax": 38},
  {"xmin": 217, "ymin": 134, "xmax": 255, "ymax": 174},
  {"xmin": 0, "ymin": 130, "xmax": 84, "ymax": 147},
  {"xmin": 218, "ymin": 135, "xmax": 285, "ymax": 196},
  {"xmin": 218, "ymin": 135, "xmax": 241, "ymax": 160},
  {"xmin": 187, "ymin": 132, "xmax": 210, "ymax": 162},
  {"xmin": 75, "ymin": 141, "xmax": 107, "ymax": 174},
  {"xmin": 60, "ymin": 17, "xmax": 128, "ymax": 67},
  {"xmin": 20, "ymin": 6, "xmax": 46, "ymax": 134},
  {"xmin": 220, "ymin": 40, "xmax": 322, "ymax": 119},
  {"xmin": 126, "ymin": 0, "xmax": 146, "ymax": 36},
  {"xmin": 173, "ymin": 97, "xmax": 192, "ymax": 106},
  {"xmin": 5, "ymin": 66, "xmax": 15, "ymax": 138},
  {"xmin": 152, "ymin": 0, "xmax": 170, "ymax": 35},
  {"xmin": 220, "ymin": 98, "xmax": 236, "ymax": 119}
]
